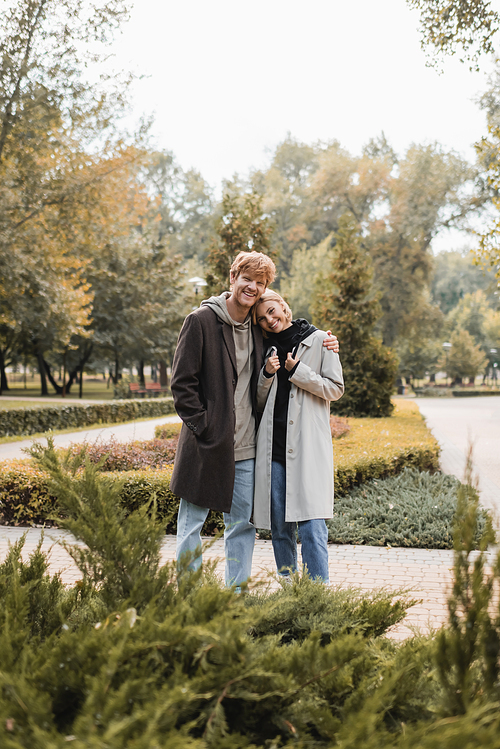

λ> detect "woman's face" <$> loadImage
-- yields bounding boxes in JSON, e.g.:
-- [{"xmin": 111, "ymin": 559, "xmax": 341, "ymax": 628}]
[{"xmin": 256, "ymin": 299, "xmax": 291, "ymax": 334}]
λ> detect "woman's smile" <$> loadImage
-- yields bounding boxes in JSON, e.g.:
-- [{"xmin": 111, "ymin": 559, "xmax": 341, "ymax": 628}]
[{"xmin": 256, "ymin": 302, "xmax": 291, "ymax": 334}]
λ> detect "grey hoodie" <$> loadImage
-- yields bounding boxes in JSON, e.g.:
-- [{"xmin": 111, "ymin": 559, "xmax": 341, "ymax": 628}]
[{"xmin": 201, "ymin": 293, "xmax": 256, "ymax": 461}]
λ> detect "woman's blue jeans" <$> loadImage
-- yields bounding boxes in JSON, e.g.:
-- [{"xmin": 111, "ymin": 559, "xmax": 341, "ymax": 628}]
[
  {"xmin": 271, "ymin": 460, "xmax": 329, "ymax": 583},
  {"xmin": 176, "ymin": 458, "xmax": 256, "ymax": 588}
]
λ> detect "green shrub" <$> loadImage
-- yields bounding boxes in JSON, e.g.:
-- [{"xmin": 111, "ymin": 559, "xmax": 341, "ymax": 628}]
[
  {"xmin": 0, "ymin": 460, "xmax": 225, "ymax": 535},
  {"xmin": 154, "ymin": 421, "xmax": 182, "ymax": 439},
  {"xmin": 0, "ymin": 397, "xmax": 176, "ymax": 437},
  {"xmin": 327, "ymin": 468, "xmax": 489, "ymax": 549}
]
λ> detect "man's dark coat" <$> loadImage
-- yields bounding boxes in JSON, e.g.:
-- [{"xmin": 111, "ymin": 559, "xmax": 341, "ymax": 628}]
[{"xmin": 170, "ymin": 305, "xmax": 263, "ymax": 512}]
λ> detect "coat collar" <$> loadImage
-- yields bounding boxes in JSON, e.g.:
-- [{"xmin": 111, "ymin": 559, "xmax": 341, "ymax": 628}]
[{"xmin": 221, "ymin": 320, "xmax": 237, "ymax": 372}]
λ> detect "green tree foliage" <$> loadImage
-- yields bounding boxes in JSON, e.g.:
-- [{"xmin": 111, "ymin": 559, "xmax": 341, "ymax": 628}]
[
  {"xmin": 396, "ymin": 336, "xmax": 443, "ymax": 384},
  {"xmin": 475, "ymin": 68, "xmax": 500, "ymax": 289},
  {"xmin": 0, "ymin": 0, "xmax": 138, "ymax": 393},
  {"xmin": 431, "ymin": 250, "xmax": 497, "ymax": 315},
  {"xmin": 141, "ymin": 149, "xmax": 214, "ymax": 260},
  {"xmin": 446, "ymin": 290, "xmax": 493, "ymax": 348},
  {"xmin": 370, "ymin": 144, "xmax": 478, "ymax": 348},
  {"xmin": 312, "ymin": 215, "xmax": 398, "ymax": 417},
  {"xmin": 279, "ymin": 235, "xmax": 332, "ymax": 320},
  {"xmin": 441, "ymin": 329, "xmax": 488, "ymax": 382},
  {"xmin": 253, "ymin": 135, "xmax": 319, "ymax": 277},
  {"xmin": 205, "ymin": 190, "xmax": 274, "ymax": 296},
  {"xmin": 255, "ymin": 135, "xmax": 480, "ymax": 358}
]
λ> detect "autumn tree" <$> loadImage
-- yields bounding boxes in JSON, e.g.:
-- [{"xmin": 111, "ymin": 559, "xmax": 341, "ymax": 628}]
[
  {"xmin": 407, "ymin": 0, "xmax": 500, "ymax": 68},
  {"xmin": 312, "ymin": 215, "xmax": 398, "ymax": 417},
  {"xmin": 205, "ymin": 190, "xmax": 274, "ymax": 296}
]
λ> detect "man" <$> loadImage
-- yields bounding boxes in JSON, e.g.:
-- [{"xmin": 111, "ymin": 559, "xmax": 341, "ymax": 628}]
[{"xmin": 170, "ymin": 250, "xmax": 338, "ymax": 588}]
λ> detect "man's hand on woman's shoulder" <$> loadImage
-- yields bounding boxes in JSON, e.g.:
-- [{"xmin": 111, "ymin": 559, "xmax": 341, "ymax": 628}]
[{"xmin": 323, "ymin": 331, "xmax": 340, "ymax": 353}]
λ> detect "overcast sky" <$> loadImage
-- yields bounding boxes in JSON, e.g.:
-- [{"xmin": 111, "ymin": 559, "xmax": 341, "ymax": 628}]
[{"xmin": 111, "ymin": 0, "xmax": 499, "ymax": 250}]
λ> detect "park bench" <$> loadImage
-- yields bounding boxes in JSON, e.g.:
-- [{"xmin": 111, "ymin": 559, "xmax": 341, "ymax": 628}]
[
  {"xmin": 129, "ymin": 382, "xmax": 148, "ymax": 398},
  {"xmin": 128, "ymin": 382, "xmax": 170, "ymax": 398},
  {"xmin": 145, "ymin": 382, "xmax": 170, "ymax": 397}
]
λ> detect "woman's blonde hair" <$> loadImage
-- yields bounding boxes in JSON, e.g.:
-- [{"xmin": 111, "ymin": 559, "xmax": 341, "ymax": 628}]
[{"xmin": 252, "ymin": 290, "xmax": 293, "ymax": 328}]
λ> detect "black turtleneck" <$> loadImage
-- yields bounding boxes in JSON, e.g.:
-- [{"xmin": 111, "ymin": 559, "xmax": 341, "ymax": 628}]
[{"xmin": 265, "ymin": 319, "xmax": 316, "ymax": 463}]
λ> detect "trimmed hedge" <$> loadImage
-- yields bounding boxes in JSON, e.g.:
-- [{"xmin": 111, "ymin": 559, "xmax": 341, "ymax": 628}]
[
  {"xmin": 0, "ymin": 397, "xmax": 176, "ymax": 437},
  {"xmin": 154, "ymin": 422, "xmax": 182, "ymax": 439},
  {"xmin": 452, "ymin": 389, "xmax": 500, "ymax": 397},
  {"xmin": 0, "ymin": 462, "xmax": 225, "ymax": 534},
  {"xmin": 333, "ymin": 399, "xmax": 440, "ymax": 494}
]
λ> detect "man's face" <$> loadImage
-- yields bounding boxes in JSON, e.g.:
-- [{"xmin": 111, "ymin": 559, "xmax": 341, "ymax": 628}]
[{"xmin": 229, "ymin": 270, "xmax": 267, "ymax": 311}]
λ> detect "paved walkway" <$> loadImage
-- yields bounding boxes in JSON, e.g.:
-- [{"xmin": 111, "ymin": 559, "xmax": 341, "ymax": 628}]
[
  {"xmin": 0, "ymin": 414, "xmax": 182, "ymax": 461},
  {"xmin": 1, "ymin": 397, "xmax": 499, "ymax": 640},
  {"xmin": 416, "ymin": 396, "xmax": 500, "ymax": 515}
]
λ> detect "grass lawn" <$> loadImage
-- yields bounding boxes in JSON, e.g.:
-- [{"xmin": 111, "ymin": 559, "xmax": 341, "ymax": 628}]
[{"xmin": 1, "ymin": 377, "xmax": 115, "ymax": 401}]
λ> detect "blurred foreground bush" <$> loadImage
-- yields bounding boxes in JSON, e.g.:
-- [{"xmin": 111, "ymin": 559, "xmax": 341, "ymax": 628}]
[{"xmin": 0, "ymin": 440, "xmax": 499, "ymax": 748}]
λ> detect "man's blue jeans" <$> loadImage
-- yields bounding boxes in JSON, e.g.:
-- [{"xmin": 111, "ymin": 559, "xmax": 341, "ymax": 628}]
[
  {"xmin": 271, "ymin": 460, "xmax": 329, "ymax": 583},
  {"xmin": 176, "ymin": 458, "xmax": 256, "ymax": 587}
]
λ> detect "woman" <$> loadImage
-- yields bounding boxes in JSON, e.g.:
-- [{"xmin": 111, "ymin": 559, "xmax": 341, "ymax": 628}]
[{"xmin": 253, "ymin": 291, "xmax": 344, "ymax": 583}]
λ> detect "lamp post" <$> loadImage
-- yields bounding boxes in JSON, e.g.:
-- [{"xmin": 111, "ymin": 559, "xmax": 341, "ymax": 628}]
[
  {"xmin": 442, "ymin": 341, "xmax": 452, "ymax": 387},
  {"xmin": 491, "ymin": 348, "xmax": 498, "ymax": 388},
  {"xmin": 188, "ymin": 276, "xmax": 207, "ymax": 296}
]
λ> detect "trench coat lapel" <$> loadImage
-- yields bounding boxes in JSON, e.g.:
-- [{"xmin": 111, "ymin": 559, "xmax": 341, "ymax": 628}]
[{"xmin": 222, "ymin": 322, "xmax": 237, "ymax": 373}]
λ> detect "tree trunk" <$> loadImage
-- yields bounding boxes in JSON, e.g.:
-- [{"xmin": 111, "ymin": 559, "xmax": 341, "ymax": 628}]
[
  {"xmin": 159, "ymin": 359, "xmax": 168, "ymax": 387},
  {"xmin": 36, "ymin": 350, "xmax": 49, "ymax": 396},
  {"xmin": 138, "ymin": 360, "xmax": 145, "ymax": 386},
  {"xmin": 0, "ymin": 348, "xmax": 9, "ymax": 392},
  {"xmin": 429, "ymin": 373, "xmax": 436, "ymax": 384},
  {"xmin": 43, "ymin": 358, "xmax": 63, "ymax": 395}
]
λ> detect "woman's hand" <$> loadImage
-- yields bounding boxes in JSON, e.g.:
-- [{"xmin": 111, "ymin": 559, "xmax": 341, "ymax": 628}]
[
  {"xmin": 285, "ymin": 352, "xmax": 299, "ymax": 371},
  {"xmin": 265, "ymin": 354, "xmax": 280, "ymax": 375}
]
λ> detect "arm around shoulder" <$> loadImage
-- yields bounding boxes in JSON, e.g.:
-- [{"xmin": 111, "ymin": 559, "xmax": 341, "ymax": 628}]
[{"xmin": 289, "ymin": 333, "xmax": 344, "ymax": 402}]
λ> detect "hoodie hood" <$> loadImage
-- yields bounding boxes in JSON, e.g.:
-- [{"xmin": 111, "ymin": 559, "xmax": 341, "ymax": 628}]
[{"xmin": 201, "ymin": 292, "xmax": 250, "ymax": 330}]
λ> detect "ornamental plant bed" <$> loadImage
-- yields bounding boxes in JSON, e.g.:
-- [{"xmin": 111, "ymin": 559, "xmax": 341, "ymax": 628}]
[
  {"xmin": 326, "ymin": 468, "xmax": 489, "ymax": 549},
  {"xmin": 68, "ymin": 436, "xmax": 179, "ymax": 472},
  {"xmin": 0, "ymin": 401, "xmax": 440, "ymax": 540}
]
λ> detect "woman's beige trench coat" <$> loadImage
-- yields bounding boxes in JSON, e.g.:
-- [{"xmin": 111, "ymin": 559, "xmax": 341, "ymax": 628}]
[{"xmin": 253, "ymin": 330, "xmax": 344, "ymax": 530}]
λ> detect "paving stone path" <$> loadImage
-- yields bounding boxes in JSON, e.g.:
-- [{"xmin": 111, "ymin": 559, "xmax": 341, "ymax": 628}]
[{"xmin": 1, "ymin": 397, "xmax": 499, "ymax": 640}]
